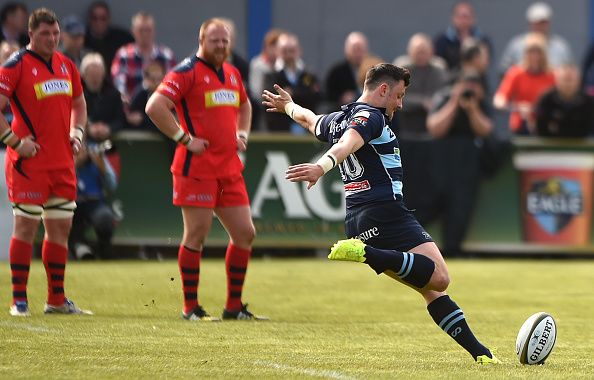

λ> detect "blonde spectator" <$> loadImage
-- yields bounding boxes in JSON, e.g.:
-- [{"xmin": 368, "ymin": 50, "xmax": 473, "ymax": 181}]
[{"xmin": 494, "ymin": 32, "xmax": 556, "ymax": 135}]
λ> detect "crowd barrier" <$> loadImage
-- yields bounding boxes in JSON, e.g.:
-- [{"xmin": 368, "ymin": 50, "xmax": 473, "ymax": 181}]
[{"xmin": 110, "ymin": 132, "xmax": 594, "ymax": 254}]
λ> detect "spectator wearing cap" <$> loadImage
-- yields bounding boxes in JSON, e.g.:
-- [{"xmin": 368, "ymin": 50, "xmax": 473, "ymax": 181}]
[
  {"xmin": 498, "ymin": 2, "xmax": 573, "ymax": 78},
  {"xmin": 60, "ymin": 15, "xmax": 92, "ymax": 69}
]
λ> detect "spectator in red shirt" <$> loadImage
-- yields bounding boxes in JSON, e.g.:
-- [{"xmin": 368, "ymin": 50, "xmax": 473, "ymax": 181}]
[{"xmin": 494, "ymin": 32, "xmax": 556, "ymax": 135}]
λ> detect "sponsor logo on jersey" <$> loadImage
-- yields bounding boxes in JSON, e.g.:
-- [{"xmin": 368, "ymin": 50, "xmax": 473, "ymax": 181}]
[
  {"xmin": 344, "ymin": 180, "xmax": 371, "ymax": 196},
  {"xmin": 230, "ymin": 74, "xmax": 238, "ymax": 85},
  {"xmin": 205, "ymin": 89, "xmax": 239, "ymax": 108},
  {"xmin": 350, "ymin": 115, "xmax": 368, "ymax": 128},
  {"xmin": 526, "ymin": 177, "xmax": 583, "ymax": 234},
  {"xmin": 34, "ymin": 79, "xmax": 72, "ymax": 99},
  {"xmin": 61, "ymin": 63, "xmax": 68, "ymax": 74}
]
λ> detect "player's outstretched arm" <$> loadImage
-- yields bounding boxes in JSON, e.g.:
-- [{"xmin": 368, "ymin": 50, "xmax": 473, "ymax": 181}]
[{"xmin": 262, "ymin": 84, "xmax": 321, "ymax": 134}]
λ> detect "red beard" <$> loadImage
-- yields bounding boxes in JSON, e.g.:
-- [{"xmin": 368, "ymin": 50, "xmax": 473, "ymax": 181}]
[{"xmin": 203, "ymin": 48, "xmax": 229, "ymax": 68}]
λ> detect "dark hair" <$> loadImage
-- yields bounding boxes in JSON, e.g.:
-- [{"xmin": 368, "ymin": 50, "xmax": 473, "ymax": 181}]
[
  {"xmin": 88, "ymin": 1, "xmax": 110, "ymax": 18},
  {"xmin": 1, "ymin": 2, "xmax": 27, "ymax": 25},
  {"xmin": 364, "ymin": 63, "xmax": 410, "ymax": 91},
  {"xmin": 29, "ymin": 8, "xmax": 59, "ymax": 32}
]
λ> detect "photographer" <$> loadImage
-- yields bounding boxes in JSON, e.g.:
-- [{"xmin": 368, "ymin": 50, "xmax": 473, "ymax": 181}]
[
  {"xmin": 69, "ymin": 122, "xmax": 119, "ymax": 260},
  {"xmin": 419, "ymin": 70, "xmax": 493, "ymax": 257}
]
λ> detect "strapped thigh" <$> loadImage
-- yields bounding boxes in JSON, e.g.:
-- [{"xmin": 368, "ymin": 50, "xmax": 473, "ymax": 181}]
[
  {"xmin": 42, "ymin": 197, "xmax": 77, "ymax": 219},
  {"xmin": 12, "ymin": 203, "xmax": 44, "ymax": 220}
]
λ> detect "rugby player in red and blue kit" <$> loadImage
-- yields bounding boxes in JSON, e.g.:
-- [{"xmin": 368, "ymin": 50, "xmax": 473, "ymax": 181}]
[
  {"xmin": 146, "ymin": 18, "xmax": 267, "ymax": 322},
  {"xmin": 0, "ymin": 8, "xmax": 91, "ymax": 316},
  {"xmin": 263, "ymin": 63, "xmax": 500, "ymax": 364}
]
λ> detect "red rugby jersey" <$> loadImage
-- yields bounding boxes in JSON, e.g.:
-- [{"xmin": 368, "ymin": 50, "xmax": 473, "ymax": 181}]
[
  {"xmin": 156, "ymin": 56, "xmax": 247, "ymax": 179},
  {"xmin": 0, "ymin": 49, "xmax": 83, "ymax": 171}
]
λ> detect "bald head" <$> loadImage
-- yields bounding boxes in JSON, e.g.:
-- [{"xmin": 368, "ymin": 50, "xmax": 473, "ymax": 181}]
[
  {"xmin": 345, "ymin": 31, "xmax": 369, "ymax": 68},
  {"xmin": 407, "ymin": 33, "xmax": 434, "ymax": 67}
]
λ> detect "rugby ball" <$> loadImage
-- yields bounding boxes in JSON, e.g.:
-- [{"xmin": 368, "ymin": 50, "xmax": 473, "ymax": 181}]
[{"xmin": 516, "ymin": 312, "xmax": 557, "ymax": 365}]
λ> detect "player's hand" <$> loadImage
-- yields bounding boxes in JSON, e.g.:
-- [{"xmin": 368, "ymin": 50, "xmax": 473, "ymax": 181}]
[
  {"xmin": 285, "ymin": 163, "xmax": 325, "ymax": 190},
  {"xmin": 262, "ymin": 84, "xmax": 294, "ymax": 113},
  {"xmin": 236, "ymin": 136, "xmax": 247, "ymax": 152},
  {"xmin": 74, "ymin": 144, "xmax": 88, "ymax": 167},
  {"xmin": 15, "ymin": 136, "xmax": 40, "ymax": 158},
  {"xmin": 70, "ymin": 136, "xmax": 83, "ymax": 155},
  {"xmin": 185, "ymin": 136, "xmax": 210, "ymax": 156}
]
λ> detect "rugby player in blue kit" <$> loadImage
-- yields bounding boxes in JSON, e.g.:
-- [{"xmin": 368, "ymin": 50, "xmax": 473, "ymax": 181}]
[{"xmin": 262, "ymin": 63, "xmax": 500, "ymax": 364}]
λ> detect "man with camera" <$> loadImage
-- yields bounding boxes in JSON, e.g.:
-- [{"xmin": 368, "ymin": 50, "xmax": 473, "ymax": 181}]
[{"xmin": 420, "ymin": 69, "xmax": 493, "ymax": 257}]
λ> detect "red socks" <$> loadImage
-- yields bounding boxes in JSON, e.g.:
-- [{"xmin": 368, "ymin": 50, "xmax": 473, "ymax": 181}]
[
  {"xmin": 224, "ymin": 244, "xmax": 251, "ymax": 311},
  {"xmin": 178, "ymin": 243, "xmax": 252, "ymax": 313},
  {"xmin": 178, "ymin": 245, "xmax": 202, "ymax": 314},
  {"xmin": 42, "ymin": 240, "xmax": 68, "ymax": 306},
  {"xmin": 9, "ymin": 237, "xmax": 32, "ymax": 305}
]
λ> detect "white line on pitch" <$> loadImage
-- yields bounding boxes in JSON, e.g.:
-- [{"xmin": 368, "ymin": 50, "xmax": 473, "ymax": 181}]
[
  {"xmin": 253, "ymin": 361, "xmax": 358, "ymax": 379},
  {"xmin": 0, "ymin": 321, "xmax": 59, "ymax": 333}
]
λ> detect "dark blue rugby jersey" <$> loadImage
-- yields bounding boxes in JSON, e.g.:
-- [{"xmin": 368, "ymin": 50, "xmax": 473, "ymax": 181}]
[{"xmin": 315, "ymin": 102, "xmax": 403, "ymax": 209}]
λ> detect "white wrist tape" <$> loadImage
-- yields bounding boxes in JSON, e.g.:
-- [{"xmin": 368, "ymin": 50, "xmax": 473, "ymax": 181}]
[
  {"xmin": 316, "ymin": 153, "xmax": 338, "ymax": 174},
  {"xmin": 284, "ymin": 102, "xmax": 301, "ymax": 121},
  {"xmin": 172, "ymin": 129, "xmax": 186, "ymax": 142},
  {"xmin": 70, "ymin": 126, "xmax": 84, "ymax": 143},
  {"xmin": 1, "ymin": 129, "xmax": 14, "ymax": 144},
  {"xmin": 238, "ymin": 130, "xmax": 249, "ymax": 141}
]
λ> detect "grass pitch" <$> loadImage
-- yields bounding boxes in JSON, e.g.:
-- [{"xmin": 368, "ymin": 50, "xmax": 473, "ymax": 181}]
[{"xmin": 0, "ymin": 257, "xmax": 593, "ymax": 379}]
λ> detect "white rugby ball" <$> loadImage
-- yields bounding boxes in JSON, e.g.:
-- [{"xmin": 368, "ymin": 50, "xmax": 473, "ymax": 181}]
[{"xmin": 516, "ymin": 312, "xmax": 557, "ymax": 365}]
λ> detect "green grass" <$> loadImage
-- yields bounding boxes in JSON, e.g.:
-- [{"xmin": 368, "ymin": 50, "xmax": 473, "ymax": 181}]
[{"xmin": 0, "ymin": 257, "xmax": 593, "ymax": 379}]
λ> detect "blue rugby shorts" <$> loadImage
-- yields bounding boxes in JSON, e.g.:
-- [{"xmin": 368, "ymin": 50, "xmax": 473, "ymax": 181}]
[{"xmin": 345, "ymin": 200, "xmax": 434, "ymax": 252}]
